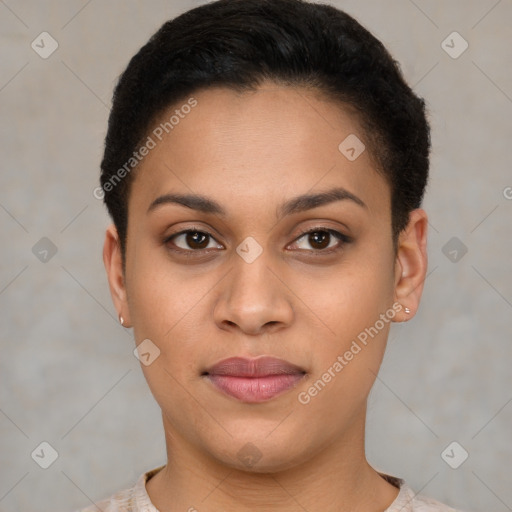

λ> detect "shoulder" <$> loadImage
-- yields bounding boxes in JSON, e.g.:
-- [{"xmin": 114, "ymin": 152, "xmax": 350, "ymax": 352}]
[
  {"xmin": 411, "ymin": 492, "xmax": 461, "ymax": 511},
  {"xmin": 73, "ymin": 490, "xmax": 138, "ymax": 512},
  {"xmin": 380, "ymin": 473, "xmax": 464, "ymax": 512},
  {"xmin": 397, "ymin": 482, "xmax": 465, "ymax": 512},
  {"xmin": 73, "ymin": 465, "xmax": 165, "ymax": 512}
]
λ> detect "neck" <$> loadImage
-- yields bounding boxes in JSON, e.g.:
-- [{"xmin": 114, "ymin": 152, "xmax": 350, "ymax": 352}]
[{"xmin": 146, "ymin": 409, "xmax": 399, "ymax": 512}]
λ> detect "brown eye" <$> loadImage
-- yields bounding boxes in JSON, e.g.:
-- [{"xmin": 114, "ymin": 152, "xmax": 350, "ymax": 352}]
[
  {"xmin": 184, "ymin": 231, "xmax": 209, "ymax": 249},
  {"xmin": 307, "ymin": 231, "xmax": 330, "ymax": 250},
  {"xmin": 165, "ymin": 229, "xmax": 222, "ymax": 252},
  {"xmin": 292, "ymin": 228, "xmax": 351, "ymax": 253}
]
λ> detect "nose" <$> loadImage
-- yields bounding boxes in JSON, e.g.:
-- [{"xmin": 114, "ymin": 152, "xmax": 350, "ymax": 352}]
[{"xmin": 213, "ymin": 251, "xmax": 294, "ymax": 336}]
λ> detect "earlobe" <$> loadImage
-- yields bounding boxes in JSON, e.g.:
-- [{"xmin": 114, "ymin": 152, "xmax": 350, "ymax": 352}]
[
  {"xmin": 103, "ymin": 224, "xmax": 131, "ymax": 327},
  {"xmin": 392, "ymin": 208, "xmax": 428, "ymax": 322}
]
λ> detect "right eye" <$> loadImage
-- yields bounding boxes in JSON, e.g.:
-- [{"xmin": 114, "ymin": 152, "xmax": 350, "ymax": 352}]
[{"xmin": 164, "ymin": 228, "xmax": 224, "ymax": 254}]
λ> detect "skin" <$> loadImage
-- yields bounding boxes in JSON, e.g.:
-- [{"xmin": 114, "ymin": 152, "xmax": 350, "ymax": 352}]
[{"xmin": 103, "ymin": 83, "xmax": 428, "ymax": 512}]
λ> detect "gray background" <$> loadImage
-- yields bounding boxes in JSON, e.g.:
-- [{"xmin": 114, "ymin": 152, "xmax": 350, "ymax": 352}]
[{"xmin": 1, "ymin": 1, "xmax": 511, "ymax": 511}]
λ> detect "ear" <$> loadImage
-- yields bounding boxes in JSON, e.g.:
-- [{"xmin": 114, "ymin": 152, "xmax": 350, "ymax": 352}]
[
  {"xmin": 392, "ymin": 208, "xmax": 428, "ymax": 322},
  {"xmin": 103, "ymin": 223, "xmax": 131, "ymax": 327}
]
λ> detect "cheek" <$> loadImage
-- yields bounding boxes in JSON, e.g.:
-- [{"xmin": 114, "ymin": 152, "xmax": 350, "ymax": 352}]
[
  {"xmin": 297, "ymin": 310, "xmax": 393, "ymax": 429},
  {"xmin": 302, "ymin": 246, "xmax": 395, "ymax": 388},
  {"xmin": 305, "ymin": 251, "xmax": 395, "ymax": 340},
  {"xmin": 126, "ymin": 257, "xmax": 213, "ymax": 381},
  {"xmin": 126, "ymin": 248, "xmax": 196, "ymax": 339},
  {"xmin": 131, "ymin": 279, "xmax": 202, "ymax": 419}
]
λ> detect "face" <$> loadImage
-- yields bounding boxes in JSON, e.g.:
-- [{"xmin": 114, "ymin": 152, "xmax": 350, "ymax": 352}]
[{"xmin": 104, "ymin": 83, "xmax": 428, "ymax": 473}]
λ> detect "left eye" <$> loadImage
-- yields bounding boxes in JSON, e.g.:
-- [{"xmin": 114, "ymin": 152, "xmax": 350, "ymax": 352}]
[{"xmin": 291, "ymin": 228, "xmax": 350, "ymax": 252}]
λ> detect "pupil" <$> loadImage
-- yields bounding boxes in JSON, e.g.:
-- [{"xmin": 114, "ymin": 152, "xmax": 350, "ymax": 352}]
[
  {"xmin": 310, "ymin": 231, "xmax": 329, "ymax": 249},
  {"xmin": 187, "ymin": 232, "xmax": 208, "ymax": 249}
]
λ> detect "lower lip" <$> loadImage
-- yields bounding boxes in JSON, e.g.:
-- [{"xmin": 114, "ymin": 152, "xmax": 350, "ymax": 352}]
[{"xmin": 205, "ymin": 374, "xmax": 305, "ymax": 403}]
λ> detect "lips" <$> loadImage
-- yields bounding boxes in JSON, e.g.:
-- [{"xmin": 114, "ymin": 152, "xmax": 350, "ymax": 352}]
[
  {"xmin": 203, "ymin": 356, "xmax": 307, "ymax": 403},
  {"xmin": 204, "ymin": 356, "xmax": 306, "ymax": 377}
]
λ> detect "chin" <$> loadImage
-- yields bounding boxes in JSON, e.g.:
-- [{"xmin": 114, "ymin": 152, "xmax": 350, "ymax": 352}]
[{"xmin": 209, "ymin": 435, "xmax": 313, "ymax": 474}]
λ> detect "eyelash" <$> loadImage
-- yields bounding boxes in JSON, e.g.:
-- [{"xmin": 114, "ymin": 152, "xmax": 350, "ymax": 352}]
[{"xmin": 163, "ymin": 226, "xmax": 352, "ymax": 257}]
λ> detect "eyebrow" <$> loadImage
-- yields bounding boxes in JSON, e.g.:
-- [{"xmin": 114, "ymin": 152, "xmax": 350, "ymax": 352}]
[{"xmin": 146, "ymin": 186, "xmax": 367, "ymax": 219}]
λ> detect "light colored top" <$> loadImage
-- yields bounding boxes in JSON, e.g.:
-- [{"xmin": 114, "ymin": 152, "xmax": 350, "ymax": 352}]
[{"xmin": 75, "ymin": 465, "xmax": 463, "ymax": 511}]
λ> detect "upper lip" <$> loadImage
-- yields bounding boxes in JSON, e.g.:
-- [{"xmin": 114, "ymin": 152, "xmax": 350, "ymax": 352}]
[{"xmin": 203, "ymin": 356, "xmax": 306, "ymax": 377}]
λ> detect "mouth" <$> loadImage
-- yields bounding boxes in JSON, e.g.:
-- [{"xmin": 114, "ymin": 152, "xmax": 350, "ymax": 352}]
[{"xmin": 202, "ymin": 356, "xmax": 307, "ymax": 403}]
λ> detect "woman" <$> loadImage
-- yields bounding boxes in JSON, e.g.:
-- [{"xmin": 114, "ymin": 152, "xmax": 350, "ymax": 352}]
[{"xmin": 78, "ymin": 0, "xmax": 463, "ymax": 510}]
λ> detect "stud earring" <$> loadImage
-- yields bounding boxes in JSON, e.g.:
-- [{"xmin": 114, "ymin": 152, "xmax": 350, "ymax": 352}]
[
  {"xmin": 119, "ymin": 315, "xmax": 125, "ymax": 326},
  {"xmin": 404, "ymin": 307, "xmax": 411, "ymax": 314}
]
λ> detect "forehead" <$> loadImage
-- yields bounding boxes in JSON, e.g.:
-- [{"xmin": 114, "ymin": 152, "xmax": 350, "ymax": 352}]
[{"xmin": 128, "ymin": 84, "xmax": 390, "ymax": 224}]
